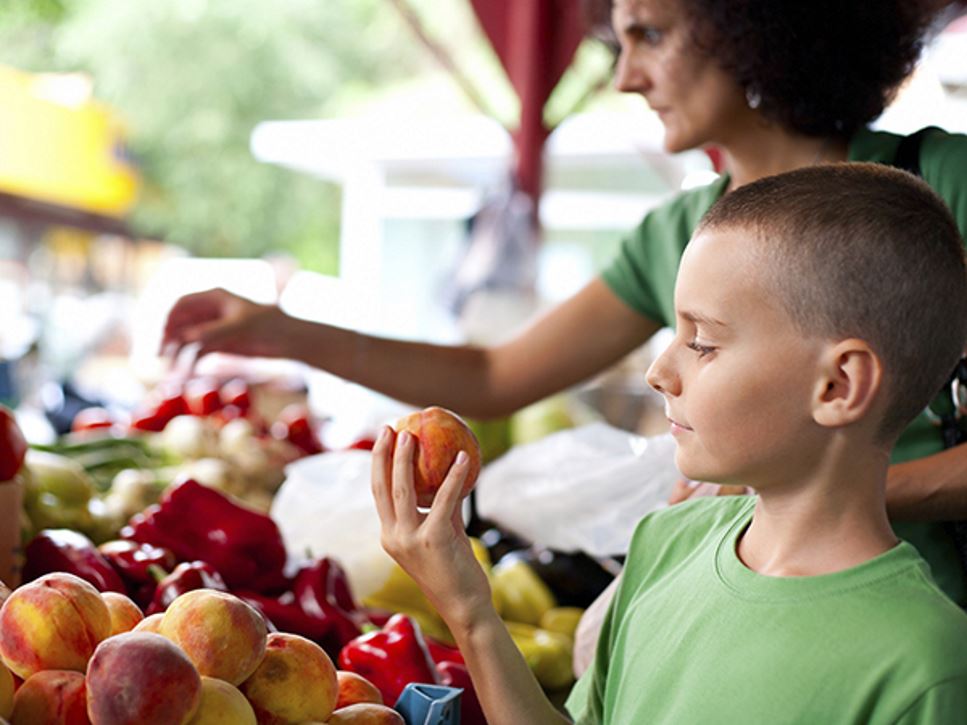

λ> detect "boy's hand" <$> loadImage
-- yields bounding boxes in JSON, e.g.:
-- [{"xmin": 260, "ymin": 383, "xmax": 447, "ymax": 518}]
[{"xmin": 371, "ymin": 426, "xmax": 494, "ymax": 631}]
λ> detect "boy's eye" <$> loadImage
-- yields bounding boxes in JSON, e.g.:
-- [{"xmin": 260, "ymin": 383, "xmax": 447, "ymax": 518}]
[{"xmin": 686, "ymin": 340, "xmax": 716, "ymax": 358}]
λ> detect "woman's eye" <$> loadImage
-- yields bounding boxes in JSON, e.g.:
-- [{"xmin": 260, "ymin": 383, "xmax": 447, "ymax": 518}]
[
  {"xmin": 622, "ymin": 24, "xmax": 663, "ymax": 46},
  {"xmin": 686, "ymin": 340, "xmax": 716, "ymax": 358}
]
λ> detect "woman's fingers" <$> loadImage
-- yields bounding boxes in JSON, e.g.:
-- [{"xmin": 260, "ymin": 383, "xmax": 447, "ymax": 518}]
[{"xmin": 370, "ymin": 426, "xmax": 398, "ymax": 527}]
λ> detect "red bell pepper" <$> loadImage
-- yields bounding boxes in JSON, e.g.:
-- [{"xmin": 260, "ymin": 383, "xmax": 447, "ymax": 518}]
[
  {"xmin": 121, "ymin": 478, "xmax": 288, "ymax": 591},
  {"xmin": 235, "ymin": 590, "xmax": 334, "ymax": 644},
  {"xmin": 436, "ymin": 660, "xmax": 487, "ymax": 725},
  {"xmin": 271, "ymin": 403, "xmax": 324, "ymax": 456},
  {"xmin": 0, "ymin": 405, "xmax": 27, "ymax": 481},
  {"xmin": 426, "ymin": 638, "xmax": 465, "ymax": 667},
  {"xmin": 219, "ymin": 378, "xmax": 252, "ymax": 412},
  {"xmin": 71, "ymin": 406, "xmax": 116, "ymax": 433},
  {"xmin": 129, "ymin": 412, "xmax": 168, "ymax": 432},
  {"xmin": 185, "ymin": 378, "xmax": 224, "ymax": 416},
  {"xmin": 345, "ymin": 437, "xmax": 377, "ymax": 451},
  {"xmin": 293, "ymin": 558, "xmax": 369, "ymax": 654},
  {"xmin": 98, "ymin": 540, "xmax": 176, "ymax": 585},
  {"xmin": 425, "ymin": 638, "xmax": 486, "ymax": 725},
  {"xmin": 233, "ymin": 558, "xmax": 369, "ymax": 660},
  {"xmin": 22, "ymin": 529, "xmax": 126, "ymax": 593},
  {"xmin": 338, "ymin": 614, "xmax": 441, "ymax": 707},
  {"xmin": 146, "ymin": 560, "xmax": 228, "ymax": 614}
]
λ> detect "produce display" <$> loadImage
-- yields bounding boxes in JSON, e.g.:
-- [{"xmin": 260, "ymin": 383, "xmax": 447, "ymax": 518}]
[{"xmin": 1, "ymin": 401, "xmax": 606, "ymax": 723}]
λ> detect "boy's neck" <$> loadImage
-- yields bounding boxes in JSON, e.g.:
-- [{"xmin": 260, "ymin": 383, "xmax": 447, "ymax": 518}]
[{"xmin": 736, "ymin": 442, "xmax": 898, "ymax": 578}]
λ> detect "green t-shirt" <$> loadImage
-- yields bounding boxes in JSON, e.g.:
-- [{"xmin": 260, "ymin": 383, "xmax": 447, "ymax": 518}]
[
  {"xmin": 601, "ymin": 127, "xmax": 967, "ymax": 603},
  {"xmin": 565, "ymin": 496, "xmax": 967, "ymax": 724}
]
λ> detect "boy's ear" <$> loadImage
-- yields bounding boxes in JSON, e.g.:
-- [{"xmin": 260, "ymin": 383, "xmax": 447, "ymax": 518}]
[{"xmin": 812, "ymin": 339, "xmax": 884, "ymax": 430}]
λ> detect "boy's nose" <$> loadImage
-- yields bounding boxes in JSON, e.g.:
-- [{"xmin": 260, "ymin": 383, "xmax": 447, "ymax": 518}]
[{"xmin": 646, "ymin": 348, "xmax": 679, "ymax": 396}]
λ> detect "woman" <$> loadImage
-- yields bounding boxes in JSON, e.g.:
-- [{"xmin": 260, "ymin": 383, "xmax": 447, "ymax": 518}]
[{"xmin": 164, "ymin": 0, "xmax": 967, "ymax": 602}]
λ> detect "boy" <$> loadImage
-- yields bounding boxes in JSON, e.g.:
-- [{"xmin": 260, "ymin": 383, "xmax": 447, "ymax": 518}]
[{"xmin": 371, "ymin": 163, "xmax": 967, "ymax": 723}]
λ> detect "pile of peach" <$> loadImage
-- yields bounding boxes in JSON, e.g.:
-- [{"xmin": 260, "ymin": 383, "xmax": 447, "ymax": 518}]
[{"xmin": 0, "ymin": 573, "xmax": 403, "ymax": 724}]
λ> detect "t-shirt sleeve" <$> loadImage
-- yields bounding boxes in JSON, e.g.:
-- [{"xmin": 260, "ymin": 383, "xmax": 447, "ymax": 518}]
[
  {"xmin": 600, "ymin": 178, "xmax": 728, "ymax": 328},
  {"xmin": 891, "ymin": 677, "xmax": 967, "ymax": 725},
  {"xmin": 600, "ymin": 213, "xmax": 672, "ymax": 326},
  {"xmin": 921, "ymin": 128, "xmax": 967, "ymax": 243}
]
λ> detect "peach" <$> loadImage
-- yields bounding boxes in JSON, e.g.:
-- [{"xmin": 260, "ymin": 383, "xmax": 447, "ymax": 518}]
[
  {"xmin": 10, "ymin": 670, "xmax": 88, "ymax": 725},
  {"xmin": 393, "ymin": 406, "xmax": 481, "ymax": 507},
  {"xmin": 335, "ymin": 671, "xmax": 383, "ymax": 709},
  {"xmin": 133, "ymin": 612, "xmax": 165, "ymax": 634},
  {"xmin": 0, "ymin": 572, "xmax": 111, "ymax": 679},
  {"xmin": 160, "ymin": 589, "xmax": 267, "ymax": 685},
  {"xmin": 325, "ymin": 703, "xmax": 404, "ymax": 724},
  {"xmin": 186, "ymin": 676, "xmax": 256, "ymax": 725},
  {"xmin": 86, "ymin": 631, "xmax": 201, "ymax": 725},
  {"xmin": 101, "ymin": 593, "xmax": 143, "ymax": 636},
  {"xmin": 239, "ymin": 632, "xmax": 338, "ymax": 724},
  {"xmin": 0, "ymin": 663, "xmax": 12, "ymax": 720}
]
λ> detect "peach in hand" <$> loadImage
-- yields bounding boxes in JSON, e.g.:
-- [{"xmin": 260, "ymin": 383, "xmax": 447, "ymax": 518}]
[
  {"xmin": 159, "ymin": 589, "xmax": 267, "ymax": 686},
  {"xmin": 86, "ymin": 631, "xmax": 202, "ymax": 725},
  {"xmin": 239, "ymin": 632, "xmax": 338, "ymax": 724},
  {"xmin": 393, "ymin": 406, "xmax": 481, "ymax": 507},
  {"xmin": 335, "ymin": 671, "xmax": 383, "ymax": 709},
  {"xmin": 325, "ymin": 703, "xmax": 405, "ymax": 724},
  {"xmin": 102, "ymin": 592, "xmax": 144, "ymax": 636},
  {"xmin": 0, "ymin": 572, "xmax": 111, "ymax": 679},
  {"xmin": 10, "ymin": 670, "xmax": 88, "ymax": 725},
  {"xmin": 186, "ymin": 676, "xmax": 256, "ymax": 725}
]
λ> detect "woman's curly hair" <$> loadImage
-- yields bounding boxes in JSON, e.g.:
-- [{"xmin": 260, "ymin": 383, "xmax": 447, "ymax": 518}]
[{"xmin": 584, "ymin": 0, "xmax": 940, "ymax": 138}]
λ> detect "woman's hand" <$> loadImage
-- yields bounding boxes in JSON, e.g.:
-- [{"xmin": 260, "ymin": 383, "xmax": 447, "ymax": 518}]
[
  {"xmin": 161, "ymin": 287, "xmax": 289, "ymax": 361},
  {"xmin": 371, "ymin": 426, "xmax": 494, "ymax": 632}
]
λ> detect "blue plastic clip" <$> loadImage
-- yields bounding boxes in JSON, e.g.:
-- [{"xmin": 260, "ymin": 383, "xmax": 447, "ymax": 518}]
[{"xmin": 394, "ymin": 683, "xmax": 463, "ymax": 725}]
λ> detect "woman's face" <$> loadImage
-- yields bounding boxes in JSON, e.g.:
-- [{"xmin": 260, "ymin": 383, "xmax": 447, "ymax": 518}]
[{"xmin": 611, "ymin": 0, "xmax": 751, "ymax": 153}]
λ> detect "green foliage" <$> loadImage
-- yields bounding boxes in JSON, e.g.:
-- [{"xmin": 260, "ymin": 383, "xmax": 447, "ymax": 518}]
[
  {"xmin": 0, "ymin": 0, "xmax": 429, "ymax": 271},
  {"xmin": 0, "ymin": 0, "xmax": 614, "ymax": 272}
]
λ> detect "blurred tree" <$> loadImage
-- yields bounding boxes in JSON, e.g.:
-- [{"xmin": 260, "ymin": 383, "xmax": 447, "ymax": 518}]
[
  {"xmin": 0, "ymin": 0, "xmax": 431, "ymax": 272},
  {"xmin": 0, "ymin": 0, "xmax": 613, "ymax": 272}
]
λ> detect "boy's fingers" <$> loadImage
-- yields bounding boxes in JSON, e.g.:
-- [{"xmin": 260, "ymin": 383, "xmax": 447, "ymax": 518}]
[
  {"xmin": 426, "ymin": 450, "xmax": 470, "ymax": 528},
  {"xmin": 391, "ymin": 431, "xmax": 420, "ymax": 528},
  {"xmin": 370, "ymin": 426, "xmax": 398, "ymax": 526}
]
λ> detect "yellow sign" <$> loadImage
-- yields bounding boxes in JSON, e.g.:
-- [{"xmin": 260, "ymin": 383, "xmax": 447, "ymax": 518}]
[{"xmin": 0, "ymin": 65, "xmax": 139, "ymax": 217}]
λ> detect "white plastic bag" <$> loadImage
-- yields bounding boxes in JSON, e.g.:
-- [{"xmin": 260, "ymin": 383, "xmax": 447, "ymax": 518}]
[
  {"xmin": 270, "ymin": 450, "xmax": 394, "ymax": 600},
  {"xmin": 475, "ymin": 423, "xmax": 680, "ymax": 557}
]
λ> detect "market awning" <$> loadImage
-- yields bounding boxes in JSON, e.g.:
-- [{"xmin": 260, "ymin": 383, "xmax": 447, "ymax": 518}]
[
  {"xmin": 0, "ymin": 64, "xmax": 139, "ymax": 233},
  {"xmin": 468, "ymin": 0, "xmax": 586, "ymax": 202}
]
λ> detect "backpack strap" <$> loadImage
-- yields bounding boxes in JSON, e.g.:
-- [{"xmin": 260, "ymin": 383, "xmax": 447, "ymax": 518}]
[{"xmin": 891, "ymin": 126, "xmax": 938, "ymax": 178}]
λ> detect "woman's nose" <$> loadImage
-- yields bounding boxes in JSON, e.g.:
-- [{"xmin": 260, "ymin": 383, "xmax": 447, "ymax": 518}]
[{"xmin": 613, "ymin": 49, "xmax": 651, "ymax": 94}]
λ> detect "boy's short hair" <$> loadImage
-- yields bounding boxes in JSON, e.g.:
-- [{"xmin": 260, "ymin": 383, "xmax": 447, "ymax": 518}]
[{"xmin": 697, "ymin": 162, "xmax": 967, "ymax": 442}]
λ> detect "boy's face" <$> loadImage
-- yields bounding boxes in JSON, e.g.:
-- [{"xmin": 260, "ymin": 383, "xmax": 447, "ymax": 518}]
[{"xmin": 646, "ymin": 227, "xmax": 828, "ymax": 488}]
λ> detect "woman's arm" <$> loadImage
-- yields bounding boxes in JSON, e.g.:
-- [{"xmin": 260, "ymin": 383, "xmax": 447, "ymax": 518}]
[
  {"xmin": 886, "ymin": 445, "xmax": 967, "ymax": 521},
  {"xmin": 371, "ymin": 427, "xmax": 571, "ymax": 724},
  {"xmin": 162, "ymin": 279, "xmax": 661, "ymax": 418}
]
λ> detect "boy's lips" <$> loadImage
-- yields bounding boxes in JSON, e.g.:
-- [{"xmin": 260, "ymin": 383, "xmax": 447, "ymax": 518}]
[{"xmin": 666, "ymin": 413, "xmax": 693, "ymax": 434}]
